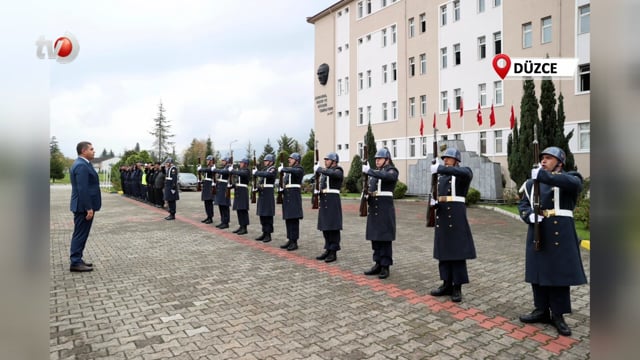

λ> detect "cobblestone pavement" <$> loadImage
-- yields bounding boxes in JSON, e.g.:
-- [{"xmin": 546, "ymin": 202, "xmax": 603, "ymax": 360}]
[{"xmin": 50, "ymin": 186, "xmax": 590, "ymax": 359}]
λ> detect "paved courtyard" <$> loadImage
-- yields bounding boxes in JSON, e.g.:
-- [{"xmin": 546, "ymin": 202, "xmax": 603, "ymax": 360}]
[{"xmin": 50, "ymin": 186, "xmax": 590, "ymax": 359}]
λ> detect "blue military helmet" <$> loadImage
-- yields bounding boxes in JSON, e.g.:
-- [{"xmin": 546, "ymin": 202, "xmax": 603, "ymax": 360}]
[
  {"xmin": 240, "ymin": 158, "xmax": 249, "ymax": 165},
  {"xmin": 540, "ymin": 146, "xmax": 566, "ymax": 165},
  {"xmin": 206, "ymin": 155, "xmax": 214, "ymax": 161},
  {"xmin": 164, "ymin": 157, "xmax": 173, "ymax": 164},
  {"xmin": 441, "ymin": 147, "xmax": 461, "ymax": 162},
  {"xmin": 264, "ymin": 154, "xmax": 275, "ymax": 162},
  {"xmin": 289, "ymin": 152, "xmax": 301, "ymax": 162},
  {"xmin": 374, "ymin": 147, "xmax": 391, "ymax": 159},
  {"xmin": 221, "ymin": 155, "xmax": 231, "ymax": 162},
  {"xmin": 324, "ymin": 152, "xmax": 339, "ymax": 163}
]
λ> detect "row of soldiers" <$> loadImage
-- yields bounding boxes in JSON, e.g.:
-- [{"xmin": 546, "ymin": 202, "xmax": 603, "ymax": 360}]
[
  {"xmin": 119, "ymin": 162, "xmax": 168, "ymax": 209},
  {"xmin": 143, "ymin": 145, "xmax": 586, "ymax": 337}
]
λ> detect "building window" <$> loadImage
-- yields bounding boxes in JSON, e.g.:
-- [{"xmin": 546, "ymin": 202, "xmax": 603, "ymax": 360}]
[
  {"xmin": 367, "ymin": 106, "xmax": 372, "ymax": 122},
  {"xmin": 441, "ymin": 47, "xmax": 448, "ymax": 69},
  {"xmin": 478, "ymin": 36, "xmax": 486, "ymax": 59},
  {"xmin": 494, "ymin": 130, "xmax": 503, "ymax": 153},
  {"xmin": 440, "ymin": 5, "xmax": 447, "ymax": 26},
  {"xmin": 382, "ymin": 28, "xmax": 387, "ymax": 47},
  {"xmin": 382, "ymin": 140, "xmax": 387, "ymax": 148},
  {"xmin": 408, "ymin": 57, "xmax": 415, "ymax": 77},
  {"xmin": 337, "ymin": 111, "xmax": 342, "ymax": 117},
  {"xmin": 357, "ymin": 1, "xmax": 363, "ymax": 18},
  {"xmin": 480, "ymin": 131, "xmax": 487, "ymax": 154},
  {"xmin": 541, "ymin": 16, "xmax": 552, "ymax": 44},
  {"xmin": 358, "ymin": 142, "xmax": 363, "ymax": 157},
  {"xmin": 382, "ymin": 102, "xmax": 388, "ymax": 121},
  {"xmin": 358, "ymin": 37, "xmax": 363, "ymax": 45},
  {"xmin": 454, "ymin": 133, "xmax": 462, "ymax": 140},
  {"xmin": 454, "ymin": 43, "xmax": 461, "ymax": 65},
  {"xmin": 409, "ymin": 97, "xmax": 415, "ymax": 118},
  {"xmin": 454, "ymin": 88, "xmax": 462, "ymax": 111},
  {"xmin": 478, "ymin": 83, "xmax": 487, "ymax": 106},
  {"xmin": 421, "ymin": 137, "xmax": 427, "ymax": 156},
  {"xmin": 391, "ymin": 62, "xmax": 397, "ymax": 81},
  {"xmin": 478, "ymin": 0, "xmax": 485, "ymax": 13},
  {"xmin": 522, "ymin": 22, "xmax": 532, "ymax": 48},
  {"xmin": 420, "ymin": 13, "xmax": 426, "ymax": 33},
  {"xmin": 367, "ymin": 70, "xmax": 372, "ymax": 88},
  {"xmin": 337, "ymin": 144, "xmax": 342, "ymax": 150},
  {"xmin": 408, "ymin": 18, "xmax": 415, "ymax": 38},
  {"xmin": 494, "ymin": 81, "xmax": 503, "ymax": 105},
  {"xmin": 358, "ymin": 107, "xmax": 364, "ymax": 124},
  {"xmin": 391, "ymin": 25, "xmax": 397, "ymax": 44},
  {"xmin": 345, "ymin": 43, "xmax": 349, "ymax": 50},
  {"xmin": 453, "ymin": 0, "xmax": 460, "ymax": 21},
  {"xmin": 366, "ymin": 0, "xmax": 371, "ymax": 14},
  {"xmin": 493, "ymin": 31, "xmax": 502, "ymax": 54},
  {"xmin": 578, "ymin": 123, "xmax": 590, "ymax": 150},
  {"xmin": 345, "ymin": 143, "xmax": 349, "ymax": 149},
  {"xmin": 382, "ymin": 0, "xmax": 387, "ymax": 6},
  {"xmin": 578, "ymin": 63, "xmax": 590, "ymax": 92},
  {"xmin": 494, "ymin": 0, "xmax": 501, "ymax": 6},
  {"xmin": 382, "ymin": 65, "xmax": 388, "ymax": 83},
  {"xmin": 345, "ymin": 110, "xmax": 349, "ymax": 116},
  {"xmin": 358, "ymin": 72, "xmax": 363, "ymax": 90},
  {"xmin": 338, "ymin": 46, "xmax": 342, "ymax": 53},
  {"xmin": 409, "ymin": 138, "xmax": 416, "ymax": 157},
  {"xmin": 337, "ymin": 79, "xmax": 342, "ymax": 96},
  {"xmin": 366, "ymin": 34, "xmax": 371, "ymax": 41},
  {"xmin": 578, "ymin": 5, "xmax": 590, "ymax": 34},
  {"xmin": 420, "ymin": 53, "xmax": 426, "ymax": 74},
  {"xmin": 420, "ymin": 95, "xmax": 427, "ymax": 115},
  {"xmin": 441, "ymin": 91, "xmax": 448, "ymax": 112},
  {"xmin": 392, "ymin": 100, "xmax": 397, "ymax": 119},
  {"xmin": 392, "ymin": 140, "xmax": 397, "ymax": 157},
  {"xmin": 345, "ymin": 76, "xmax": 349, "ymax": 94}
]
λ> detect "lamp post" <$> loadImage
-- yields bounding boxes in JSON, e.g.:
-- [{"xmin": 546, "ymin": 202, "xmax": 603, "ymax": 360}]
[{"xmin": 229, "ymin": 139, "xmax": 238, "ymax": 157}]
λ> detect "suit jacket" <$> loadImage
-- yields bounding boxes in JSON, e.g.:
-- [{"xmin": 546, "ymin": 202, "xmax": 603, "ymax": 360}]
[{"xmin": 70, "ymin": 157, "xmax": 102, "ymax": 213}]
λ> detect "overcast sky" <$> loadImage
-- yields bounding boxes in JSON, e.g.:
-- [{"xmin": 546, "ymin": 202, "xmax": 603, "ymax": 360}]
[{"xmin": 44, "ymin": 0, "xmax": 336, "ymax": 160}]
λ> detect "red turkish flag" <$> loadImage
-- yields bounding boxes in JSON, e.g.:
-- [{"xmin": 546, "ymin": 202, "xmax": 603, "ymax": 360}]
[
  {"xmin": 419, "ymin": 116, "xmax": 424, "ymax": 136},
  {"xmin": 510, "ymin": 105, "xmax": 515, "ymax": 129},
  {"xmin": 476, "ymin": 102, "xmax": 482, "ymax": 126},
  {"xmin": 432, "ymin": 112, "xmax": 436, "ymax": 129},
  {"xmin": 489, "ymin": 104, "xmax": 496, "ymax": 127},
  {"xmin": 459, "ymin": 97, "xmax": 464, "ymax": 117},
  {"xmin": 446, "ymin": 108, "xmax": 451, "ymax": 129}
]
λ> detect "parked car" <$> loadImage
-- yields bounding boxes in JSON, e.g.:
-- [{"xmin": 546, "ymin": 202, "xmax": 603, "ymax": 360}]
[
  {"xmin": 178, "ymin": 172, "xmax": 198, "ymax": 191},
  {"xmin": 302, "ymin": 173, "xmax": 315, "ymax": 185}
]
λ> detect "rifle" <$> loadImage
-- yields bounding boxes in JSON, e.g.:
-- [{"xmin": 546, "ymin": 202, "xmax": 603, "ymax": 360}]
[
  {"xmin": 532, "ymin": 124, "xmax": 542, "ymax": 251},
  {"xmin": 225, "ymin": 153, "xmax": 234, "ymax": 199},
  {"xmin": 312, "ymin": 141, "xmax": 320, "ymax": 209},
  {"xmin": 211, "ymin": 158, "xmax": 217, "ymax": 196},
  {"xmin": 276, "ymin": 153, "xmax": 285, "ymax": 204},
  {"xmin": 426, "ymin": 127, "xmax": 439, "ymax": 227},
  {"xmin": 359, "ymin": 142, "xmax": 368, "ymax": 217},
  {"xmin": 196, "ymin": 157, "xmax": 202, "ymax": 192},
  {"xmin": 251, "ymin": 150, "xmax": 257, "ymax": 204}
]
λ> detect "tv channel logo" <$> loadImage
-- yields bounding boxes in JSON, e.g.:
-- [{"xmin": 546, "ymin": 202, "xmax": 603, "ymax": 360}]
[{"xmin": 35, "ymin": 32, "xmax": 79, "ymax": 64}]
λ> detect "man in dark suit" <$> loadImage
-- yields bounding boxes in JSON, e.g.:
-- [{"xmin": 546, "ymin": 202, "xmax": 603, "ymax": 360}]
[{"xmin": 69, "ymin": 141, "xmax": 102, "ymax": 272}]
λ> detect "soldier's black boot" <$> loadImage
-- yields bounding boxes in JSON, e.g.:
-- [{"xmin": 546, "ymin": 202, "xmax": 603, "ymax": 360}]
[
  {"xmin": 324, "ymin": 250, "xmax": 337, "ymax": 263},
  {"xmin": 232, "ymin": 226, "xmax": 242, "ymax": 233},
  {"xmin": 262, "ymin": 233, "xmax": 272, "ymax": 243},
  {"xmin": 430, "ymin": 281, "xmax": 453, "ymax": 296},
  {"xmin": 165, "ymin": 214, "xmax": 175, "ymax": 220},
  {"xmin": 204, "ymin": 218, "xmax": 213, "ymax": 224},
  {"xmin": 280, "ymin": 240, "xmax": 291, "ymax": 249},
  {"xmin": 551, "ymin": 313, "xmax": 572, "ymax": 336},
  {"xmin": 519, "ymin": 308, "xmax": 551, "ymax": 324},
  {"xmin": 286, "ymin": 240, "xmax": 298, "ymax": 251},
  {"xmin": 378, "ymin": 266, "xmax": 390, "ymax": 279},
  {"xmin": 364, "ymin": 263, "xmax": 382, "ymax": 276},
  {"xmin": 451, "ymin": 284, "xmax": 462, "ymax": 302},
  {"xmin": 201, "ymin": 218, "xmax": 209, "ymax": 223},
  {"xmin": 316, "ymin": 250, "xmax": 330, "ymax": 260},
  {"xmin": 237, "ymin": 226, "xmax": 248, "ymax": 235},
  {"xmin": 255, "ymin": 233, "xmax": 266, "ymax": 241}
]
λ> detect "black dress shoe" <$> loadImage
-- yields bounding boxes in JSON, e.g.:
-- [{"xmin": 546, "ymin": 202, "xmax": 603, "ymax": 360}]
[
  {"xmin": 237, "ymin": 227, "xmax": 248, "ymax": 235},
  {"xmin": 81, "ymin": 261, "xmax": 93, "ymax": 267},
  {"xmin": 430, "ymin": 282, "xmax": 453, "ymax": 296},
  {"xmin": 164, "ymin": 215, "xmax": 175, "ymax": 220},
  {"xmin": 232, "ymin": 226, "xmax": 242, "ymax": 233},
  {"xmin": 316, "ymin": 250, "xmax": 329, "ymax": 260},
  {"xmin": 364, "ymin": 263, "xmax": 382, "ymax": 275},
  {"xmin": 201, "ymin": 218, "xmax": 209, "ymax": 223},
  {"xmin": 204, "ymin": 218, "xmax": 213, "ymax": 224},
  {"xmin": 287, "ymin": 242, "xmax": 298, "ymax": 251},
  {"xmin": 255, "ymin": 233, "xmax": 266, "ymax": 241},
  {"xmin": 551, "ymin": 314, "xmax": 572, "ymax": 336},
  {"xmin": 324, "ymin": 251, "xmax": 337, "ymax": 263},
  {"xmin": 70, "ymin": 264, "xmax": 93, "ymax": 272},
  {"xmin": 280, "ymin": 240, "xmax": 291, "ymax": 249},
  {"xmin": 519, "ymin": 308, "xmax": 551, "ymax": 324},
  {"xmin": 262, "ymin": 233, "xmax": 272, "ymax": 243},
  {"xmin": 215, "ymin": 223, "xmax": 223, "ymax": 228},
  {"xmin": 451, "ymin": 285, "xmax": 462, "ymax": 302},
  {"xmin": 218, "ymin": 223, "xmax": 229, "ymax": 229},
  {"xmin": 378, "ymin": 266, "xmax": 390, "ymax": 279}
]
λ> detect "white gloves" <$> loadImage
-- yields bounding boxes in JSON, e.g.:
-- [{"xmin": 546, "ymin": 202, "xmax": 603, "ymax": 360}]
[
  {"xmin": 227, "ymin": 164, "xmax": 233, "ymax": 171},
  {"xmin": 528, "ymin": 213, "xmax": 544, "ymax": 223},
  {"xmin": 252, "ymin": 168, "xmax": 258, "ymax": 175},
  {"xmin": 362, "ymin": 164, "xmax": 370, "ymax": 173},
  {"xmin": 313, "ymin": 189, "xmax": 320, "ymax": 195},
  {"xmin": 171, "ymin": 189, "xmax": 176, "ymax": 194},
  {"xmin": 430, "ymin": 198, "xmax": 437, "ymax": 206},
  {"xmin": 278, "ymin": 164, "xmax": 284, "ymax": 172},
  {"xmin": 197, "ymin": 165, "xmax": 202, "ymax": 171},
  {"xmin": 430, "ymin": 160, "xmax": 441, "ymax": 174},
  {"xmin": 531, "ymin": 165, "xmax": 541, "ymax": 180},
  {"xmin": 313, "ymin": 163, "xmax": 321, "ymax": 173}
]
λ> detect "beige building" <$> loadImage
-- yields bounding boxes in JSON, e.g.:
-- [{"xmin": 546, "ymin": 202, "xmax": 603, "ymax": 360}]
[{"xmin": 307, "ymin": 0, "xmax": 590, "ymax": 197}]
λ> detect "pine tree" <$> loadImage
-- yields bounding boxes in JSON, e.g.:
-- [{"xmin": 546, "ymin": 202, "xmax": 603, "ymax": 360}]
[
  {"xmin": 306, "ymin": 129, "xmax": 315, "ymax": 151},
  {"xmin": 49, "ymin": 136, "xmax": 65, "ymax": 182},
  {"xmin": 507, "ymin": 120, "xmax": 520, "ymax": 188},
  {"xmin": 555, "ymin": 93, "xmax": 576, "ymax": 171},
  {"xmin": 509, "ymin": 79, "xmax": 539, "ymax": 187},
  {"xmin": 539, "ymin": 78, "xmax": 557, "ymax": 150},
  {"xmin": 149, "ymin": 101, "xmax": 175, "ymax": 161},
  {"xmin": 364, "ymin": 121, "xmax": 377, "ymax": 167},
  {"xmin": 258, "ymin": 139, "xmax": 275, "ymax": 164},
  {"xmin": 344, "ymin": 154, "xmax": 363, "ymax": 193}
]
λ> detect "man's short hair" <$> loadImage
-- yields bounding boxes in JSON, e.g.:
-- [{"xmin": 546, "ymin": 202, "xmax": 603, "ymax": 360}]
[{"xmin": 76, "ymin": 141, "xmax": 92, "ymax": 155}]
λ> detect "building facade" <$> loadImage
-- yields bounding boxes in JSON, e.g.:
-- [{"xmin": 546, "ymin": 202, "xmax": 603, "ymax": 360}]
[{"xmin": 307, "ymin": 0, "xmax": 590, "ymax": 196}]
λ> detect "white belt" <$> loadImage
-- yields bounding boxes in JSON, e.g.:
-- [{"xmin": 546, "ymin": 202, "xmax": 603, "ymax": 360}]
[
  {"xmin": 371, "ymin": 191, "xmax": 393, "ymax": 197},
  {"xmin": 542, "ymin": 209, "xmax": 573, "ymax": 218},
  {"xmin": 235, "ymin": 184, "xmax": 247, "ymax": 188},
  {"xmin": 285, "ymin": 184, "xmax": 301, "ymax": 188},
  {"xmin": 217, "ymin": 179, "xmax": 228, "ymax": 183},
  {"xmin": 203, "ymin": 178, "xmax": 212, "ymax": 182},
  {"xmin": 165, "ymin": 177, "xmax": 172, "ymax": 180},
  {"xmin": 438, "ymin": 196, "xmax": 466, "ymax": 203},
  {"xmin": 322, "ymin": 189, "xmax": 340, "ymax": 194},
  {"xmin": 262, "ymin": 184, "xmax": 274, "ymax": 188}
]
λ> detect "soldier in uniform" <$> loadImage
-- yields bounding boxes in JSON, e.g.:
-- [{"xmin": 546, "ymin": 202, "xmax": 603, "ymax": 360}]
[
  {"xmin": 212, "ymin": 156, "xmax": 233, "ymax": 229},
  {"xmin": 428, "ymin": 147, "xmax": 476, "ymax": 303},
  {"xmin": 517, "ymin": 146, "xmax": 587, "ymax": 337},
  {"xmin": 252, "ymin": 154, "xmax": 277, "ymax": 243},
  {"xmin": 163, "ymin": 157, "xmax": 179, "ymax": 220},
  {"xmin": 230, "ymin": 158, "xmax": 251, "ymax": 235},
  {"xmin": 197, "ymin": 155, "xmax": 216, "ymax": 224},
  {"xmin": 361, "ymin": 148, "xmax": 398, "ymax": 279},
  {"xmin": 153, "ymin": 162, "xmax": 165, "ymax": 208},
  {"xmin": 146, "ymin": 163, "xmax": 156, "ymax": 205},
  {"xmin": 313, "ymin": 152, "xmax": 343, "ymax": 262},
  {"xmin": 278, "ymin": 153, "xmax": 304, "ymax": 251}
]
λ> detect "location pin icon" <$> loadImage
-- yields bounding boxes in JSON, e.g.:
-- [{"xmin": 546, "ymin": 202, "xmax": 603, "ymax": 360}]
[{"xmin": 492, "ymin": 54, "xmax": 511, "ymax": 80}]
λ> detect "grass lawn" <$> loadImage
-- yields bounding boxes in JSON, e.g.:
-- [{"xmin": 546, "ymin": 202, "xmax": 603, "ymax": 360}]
[
  {"xmin": 50, "ymin": 172, "xmax": 110, "ymax": 185},
  {"xmin": 494, "ymin": 204, "xmax": 590, "ymax": 241}
]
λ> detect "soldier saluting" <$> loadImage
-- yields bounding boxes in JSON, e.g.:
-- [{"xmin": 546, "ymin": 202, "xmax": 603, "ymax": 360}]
[
  {"xmin": 230, "ymin": 158, "xmax": 251, "ymax": 235},
  {"xmin": 252, "ymin": 154, "xmax": 277, "ymax": 243},
  {"xmin": 212, "ymin": 155, "xmax": 233, "ymax": 229},
  {"xmin": 278, "ymin": 153, "xmax": 304, "ymax": 251},
  {"xmin": 313, "ymin": 152, "xmax": 343, "ymax": 263}
]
